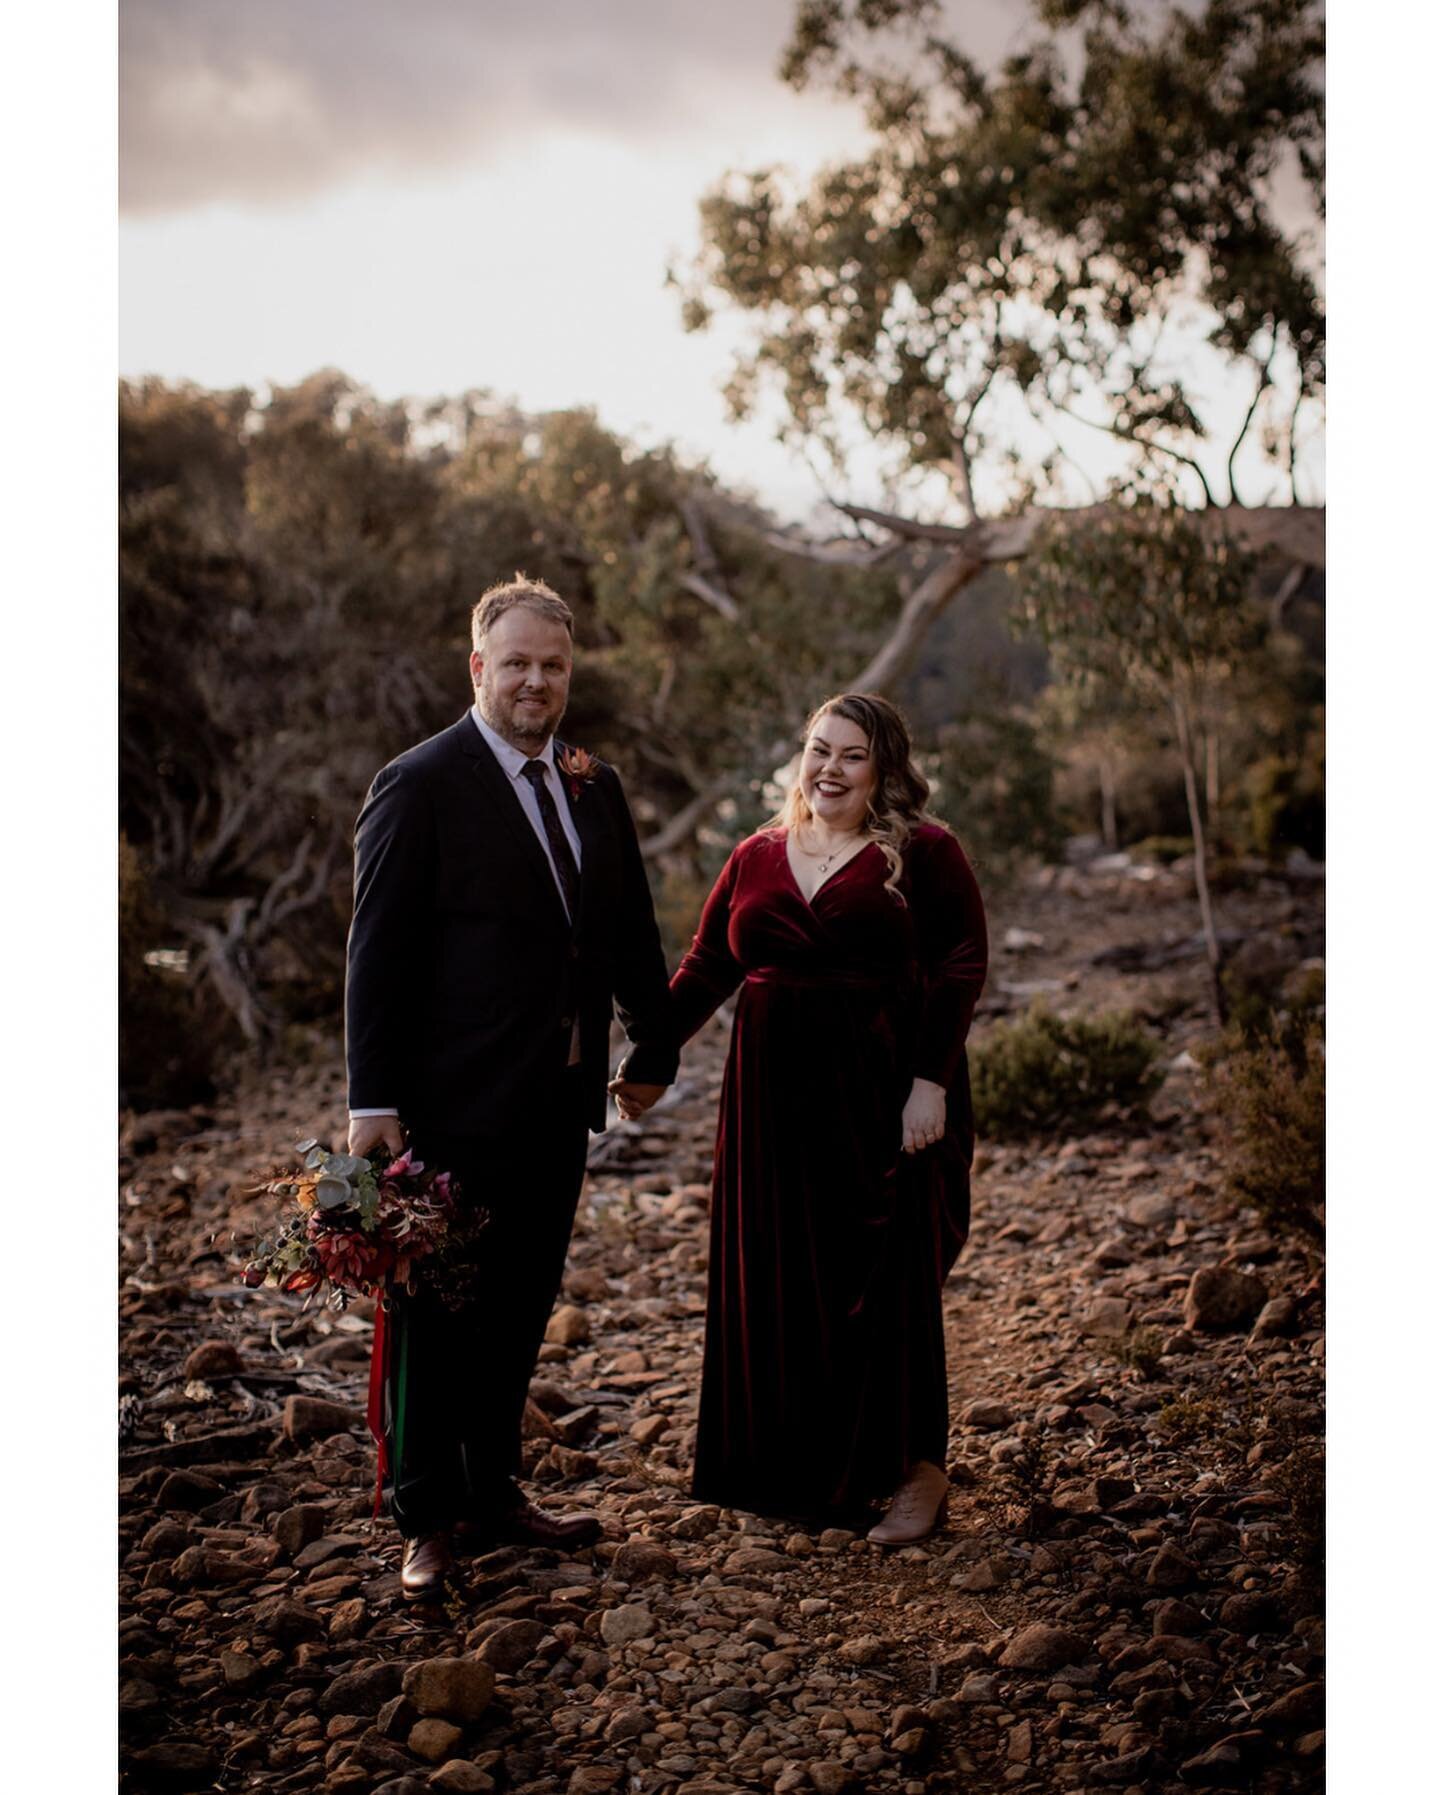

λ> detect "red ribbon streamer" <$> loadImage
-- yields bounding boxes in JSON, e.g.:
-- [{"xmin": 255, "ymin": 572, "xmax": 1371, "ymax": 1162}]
[{"xmin": 367, "ymin": 1300, "xmax": 391, "ymax": 1519}]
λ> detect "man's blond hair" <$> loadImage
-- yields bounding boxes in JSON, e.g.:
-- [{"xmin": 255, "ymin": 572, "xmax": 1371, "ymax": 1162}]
[{"xmin": 471, "ymin": 575, "xmax": 574, "ymax": 650}]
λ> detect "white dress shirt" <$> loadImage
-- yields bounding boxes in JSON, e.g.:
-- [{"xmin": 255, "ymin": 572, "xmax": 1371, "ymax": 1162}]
[{"xmin": 350, "ymin": 708, "xmax": 584, "ymax": 1118}]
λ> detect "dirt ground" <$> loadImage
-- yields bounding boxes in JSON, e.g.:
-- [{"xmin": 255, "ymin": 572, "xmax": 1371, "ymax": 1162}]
[{"xmin": 119, "ymin": 854, "xmax": 1324, "ymax": 1795}]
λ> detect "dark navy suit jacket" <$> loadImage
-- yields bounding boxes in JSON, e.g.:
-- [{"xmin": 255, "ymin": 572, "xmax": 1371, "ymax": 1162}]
[{"xmin": 345, "ymin": 714, "xmax": 677, "ymax": 1137}]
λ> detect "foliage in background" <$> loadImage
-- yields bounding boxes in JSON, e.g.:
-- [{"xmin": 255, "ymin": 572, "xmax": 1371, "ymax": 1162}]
[
  {"xmin": 1200, "ymin": 1009, "xmax": 1325, "ymax": 1242},
  {"xmin": 681, "ymin": 0, "xmax": 1324, "ymax": 514},
  {"xmin": 120, "ymin": 374, "xmax": 909, "ymax": 1096},
  {"xmin": 924, "ymin": 698, "xmax": 1064, "ymax": 883},
  {"xmin": 970, "ymin": 1003, "xmax": 1165, "ymax": 1138},
  {"xmin": 1018, "ymin": 504, "xmax": 1264, "ymax": 1017}
]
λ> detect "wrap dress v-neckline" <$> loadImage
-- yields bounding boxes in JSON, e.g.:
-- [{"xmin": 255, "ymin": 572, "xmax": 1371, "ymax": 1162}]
[
  {"xmin": 670, "ymin": 825, "xmax": 988, "ymax": 1520},
  {"xmin": 781, "ymin": 831, "xmax": 877, "ymax": 909}
]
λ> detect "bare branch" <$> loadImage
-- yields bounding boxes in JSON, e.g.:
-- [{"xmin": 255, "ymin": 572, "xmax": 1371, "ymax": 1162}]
[
  {"xmin": 640, "ymin": 774, "xmax": 739, "ymax": 861},
  {"xmin": 1225, "ymin": 338, "xmax": 1278, "ymax": 506},
  {"xmin": 677, "ymin": 571, "xmax": 742, "ymax": 623},
  {"xmin": 1053, "ymin": 402, "xmax": 1218, "ymax": 508},
  {"xmin": 679, "ymin": 498, "xmax": 742, "ymax": 621},
  {"xmin": 946, "ymin": 350, "xmax": 999, "ymax": 522},
  {"xmin": 1019, "ymin": 385, "xmax": 1101, "ymax": 504},
  {"xmin": 182, "ymin": 901, "xmax": 267, "ymax": 1044},
  {"xmin": 1269, "ymin": 562, "xmax": 1306, "ymax": 630},
  {"xmin": 1286, "ymin": 385, "xmax": 1305, "ymax": 507},
  {"xmin": 761, "ymin": 531, "xmax": 901, "ymax": 566},
  {"xmin": 255, "ymin": 831, "xmax": 340, "ymax": 936},
  {"xmin": 652, "ymin": 654, "xmax": 677, "ymax": 725},
  {"xmin": 832, "ymin": 503, "xmax": 973, "ymax": 544},
  {"xmin": 852, "ymin": 549, "xmax": 987, "ymax": 693}
]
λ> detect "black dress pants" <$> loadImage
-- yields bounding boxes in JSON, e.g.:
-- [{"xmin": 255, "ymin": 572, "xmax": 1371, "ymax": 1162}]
[{"xmin": 386, "ymin": 1068, "xmax": 589, "ymax": 1538}]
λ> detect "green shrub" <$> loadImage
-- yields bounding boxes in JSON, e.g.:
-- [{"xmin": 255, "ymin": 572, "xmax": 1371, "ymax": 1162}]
[
  {"xmin": 1100, "ymin": 1325, "xmax": 1166, "ymax": 1380},
  {"xmin": 970, "ymin": 1004, "xmax": 1165, "ymax": 1138},
  {"xmin": 924, "ymin": 704, "xmax": 1065, "ymax": 883},
  {"xmin": 1201, "ymin": 1014, "xmax": 1324, "ymax": 1240}
]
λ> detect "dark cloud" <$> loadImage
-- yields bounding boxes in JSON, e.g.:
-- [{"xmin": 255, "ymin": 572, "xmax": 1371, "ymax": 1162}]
[
  {"xmin": 121, "ymin": 0, "xmax": 1029, "ymax": 215},
  {"xmin": 121, "ymin": 0, "xmax": 820, "ymax": 214}
]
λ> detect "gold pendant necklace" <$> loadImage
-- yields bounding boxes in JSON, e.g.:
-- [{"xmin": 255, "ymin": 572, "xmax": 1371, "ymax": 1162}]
[{"xmin": 803, "ymin": 826, "xmax": 861, "ymax": 878}]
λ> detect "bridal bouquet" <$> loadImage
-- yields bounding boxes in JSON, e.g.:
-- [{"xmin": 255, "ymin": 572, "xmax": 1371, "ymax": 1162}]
[{"xmin": 241, "ymin": 1141, "xmax": 485, "ymax": 1310}]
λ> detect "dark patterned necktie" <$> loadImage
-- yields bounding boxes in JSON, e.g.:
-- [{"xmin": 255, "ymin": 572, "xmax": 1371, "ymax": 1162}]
[{"xmin": 520, "ymin": 758, "xmax": 580, "ymax": 922}]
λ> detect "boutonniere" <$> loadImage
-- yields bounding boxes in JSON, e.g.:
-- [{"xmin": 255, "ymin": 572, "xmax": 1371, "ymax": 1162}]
[{"xmin": 556, "ymin": 745, "xmax": 601, "ymax": 800}]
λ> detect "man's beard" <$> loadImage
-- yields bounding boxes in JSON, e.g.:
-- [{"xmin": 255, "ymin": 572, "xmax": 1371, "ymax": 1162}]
[{"xmin": 479, "ymin": 687, "xmax": 565, "ymax": 749}]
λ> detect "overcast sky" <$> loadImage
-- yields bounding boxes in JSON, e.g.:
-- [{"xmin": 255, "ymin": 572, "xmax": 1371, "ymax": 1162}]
[{"xmin": 119, "ymin": 0, "xmax": 1322, "ymax": 522}]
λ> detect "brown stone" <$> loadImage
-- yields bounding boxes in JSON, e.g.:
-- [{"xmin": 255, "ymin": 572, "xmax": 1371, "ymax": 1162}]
[
  {"xmin": 402, "ymin": 1656, "xmax": 496, "ymax": 1723},
  {"xmin": 273, "ymin": 1503, "xmax": 329, "ymax": 1555},
  {"xmin": 723, "ymin": 1545, "xmax": 789, "ymax": 1574},
  {"xmin": 477, "ymin": 1619, "xmax": 547, "ymax": 1672},
  {"xmin": 282, "ymin": 1394, "xmax": 363, "ymax": 1440},
  {"xmin": 612, "ymin": 1540, "xmax": 678, "ymax": 1582},
  {"xmin": 999, "ymin": 1623, "xmax": 1088, "ymax": 1671},
  {"xmin": 430, "ymin": 1764, "xmax": 496, "ymax": 1794},
  {"xmin": 545, "ymin": 1305, "xmax": 591, "ymax": 1346},
  {"xmin": 407, "ymin": 1717, "xmax": 464, "ymax": 1763},
  {"xmin": 184, "ymin": 1339, "xmax": 245, "ymax": 1379},
  {"xmin": 1082, "ymin": 1297, "xmax": 1133, "ymax": 1336},
  {"xmin": 1183, "ymin": 1266, "xmax": 1268, "ymax": 1333}
]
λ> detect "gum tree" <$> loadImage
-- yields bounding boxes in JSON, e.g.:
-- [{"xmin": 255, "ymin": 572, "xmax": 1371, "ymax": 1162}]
[
  {"xmin": 678, "ymin": 0, "xmax": 1324, "ymax": 679},
  {"xmin": 1019, "ymin": 503, "xmax": 1264, "ymax": 1019}
]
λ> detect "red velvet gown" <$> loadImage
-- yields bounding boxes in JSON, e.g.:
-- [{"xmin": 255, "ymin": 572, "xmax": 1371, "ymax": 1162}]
[{"xmin": 670, "ymin": 824, "xmax": 988, "ymax": 1520}]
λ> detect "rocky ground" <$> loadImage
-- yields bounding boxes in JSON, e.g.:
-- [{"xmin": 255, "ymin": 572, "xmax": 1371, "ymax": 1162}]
[{"xmin": 119, "ymin": 853, "xmax": 1324, "ymax": 1795}]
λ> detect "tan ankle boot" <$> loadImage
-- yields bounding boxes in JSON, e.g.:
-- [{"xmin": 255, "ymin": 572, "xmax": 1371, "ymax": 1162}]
[{"xmin": 867, "ymin": 1461, "xmax": 949, "ymax": 1546}]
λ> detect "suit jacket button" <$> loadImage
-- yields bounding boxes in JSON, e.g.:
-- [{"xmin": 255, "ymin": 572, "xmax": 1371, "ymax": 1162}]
[
  {"xmin": 569, "ymin": 943, "xmax": 580, "ymax": 960},
  {"xmin": 560, "ymin": 1015, "xmax": 574, "ymax": 1029}
]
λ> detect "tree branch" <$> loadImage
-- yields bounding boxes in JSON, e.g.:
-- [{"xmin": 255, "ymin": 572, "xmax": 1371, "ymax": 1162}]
[
  {"xmin": 832, "ymin": 503, "xmax": 973, "ymax": 544},
  {"xmin": 677, "ymin": 571, "xmax": 742, "ymax": 622},
  {"xmin": 680, "ymin": 498, "xmax": 742, "ymax": 621},
  {"xmin": 640, "ymin": 774, "xmax": 739, "ymax": 861},
  {"xmin": 1225, "ymin": 338, "xmax": 1278, "ymax": 507},
  {"xmin": 852, "ymin": 549, "xmax": 988, "ymax": 692},
  {"xmin": 1053, "ymin": 402, "xmax": 1218, "ymax": 507},
  {"xmin": 761, "ymin": 531, "xmax": 902, "ymax": 566}
]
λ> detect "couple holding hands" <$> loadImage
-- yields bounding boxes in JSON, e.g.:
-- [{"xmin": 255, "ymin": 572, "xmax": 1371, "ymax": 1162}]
[{"xmin": 345, "ymin": 578, "xmax": 988, "ymax": 1599}]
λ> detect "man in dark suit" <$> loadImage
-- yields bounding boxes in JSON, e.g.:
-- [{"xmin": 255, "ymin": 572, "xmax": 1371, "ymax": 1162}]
[{"xmin": 345, "ymin": 577, "xmax": 675, "ymax": 1598}]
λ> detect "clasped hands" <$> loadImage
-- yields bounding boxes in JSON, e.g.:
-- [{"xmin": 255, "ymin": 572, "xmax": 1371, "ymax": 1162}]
[
  {"xmin": 352, "ymin": 1075, "xmax": 935, "ymax": 1146},
  {"xmin": 607, "ymin": 1078, "xmax": 667, "ymax": 1122}
]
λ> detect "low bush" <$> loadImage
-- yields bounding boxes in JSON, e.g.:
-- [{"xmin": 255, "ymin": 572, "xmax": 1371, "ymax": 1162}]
[
  {"xmin": 970, "ymin": 1004, "xmax": 1165, "ymax": 1139},
  {"xmin": 1201, "ymin": 1013, "xmax": 1324, "ymax": 1240}
]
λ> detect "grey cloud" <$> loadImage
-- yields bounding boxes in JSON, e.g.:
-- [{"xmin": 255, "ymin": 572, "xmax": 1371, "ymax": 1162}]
[
  {"xmin": 121, "ymin": 0, "xmax": 1028, "ymax": 215},
  {"xmin": 121, "ymin": 0, "xmax": 815, "ymax": 214}
]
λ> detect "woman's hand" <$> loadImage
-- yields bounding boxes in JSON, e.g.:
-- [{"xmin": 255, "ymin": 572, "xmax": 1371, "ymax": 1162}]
[{"xmin": 901, "ymin": 1077, "xmax": 947, "ymax": 1154}]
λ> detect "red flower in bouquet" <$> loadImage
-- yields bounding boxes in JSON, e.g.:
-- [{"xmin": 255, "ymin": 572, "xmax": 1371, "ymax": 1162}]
[{"xmin": 241, "ymin": 1139, "xmax": 481, "ymax": 1310}]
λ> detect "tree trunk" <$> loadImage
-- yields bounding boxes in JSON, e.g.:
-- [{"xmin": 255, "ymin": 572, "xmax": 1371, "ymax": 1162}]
[
  {"xmin": 1099, "ymin": 758, "xmax": 1118, "ymax": 851},
  {"xmin": 1205, "ymin": 728, "xmax": 1220, "ymax": 824},
  {"xmin": 1172, "ymin": 698, "xmax": 1226, "ymax": 1025}
]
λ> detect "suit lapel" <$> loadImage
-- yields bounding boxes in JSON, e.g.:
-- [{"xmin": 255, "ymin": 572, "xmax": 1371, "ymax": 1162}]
[{"xmin": 455, "ymin": 716, "xmax": 570, "ymax": 930}]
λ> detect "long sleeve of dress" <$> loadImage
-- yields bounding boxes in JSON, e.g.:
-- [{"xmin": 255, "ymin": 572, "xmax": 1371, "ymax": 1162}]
[
  {"xmin": 669, "ymin": 847, "xmax": 747, "ymax": 1045},
  {"xmin": 908, "ymin": 829, "xmax": 989, "ymax": 1089}
]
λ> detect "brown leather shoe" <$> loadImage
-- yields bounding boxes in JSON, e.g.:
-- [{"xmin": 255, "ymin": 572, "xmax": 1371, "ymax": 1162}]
[
  {"xmin": 400, "ymin": 1531, "xmax": 453, "ymax": 1600},
  {"xmin": 484, "ymin": 1498, "xmax": 603, "ymax": 1550}
]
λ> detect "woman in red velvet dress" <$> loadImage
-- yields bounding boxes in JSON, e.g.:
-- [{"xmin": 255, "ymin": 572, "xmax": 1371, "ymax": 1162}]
[{"xmin": 665, "ymin": 693, "xmax": 988, "ymax": 1543}]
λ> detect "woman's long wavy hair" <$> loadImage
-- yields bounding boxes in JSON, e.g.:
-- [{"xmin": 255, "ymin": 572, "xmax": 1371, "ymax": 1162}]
[{"xmin": 773, "ymin": 692, "xmax": 943, "ymax": 899}]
